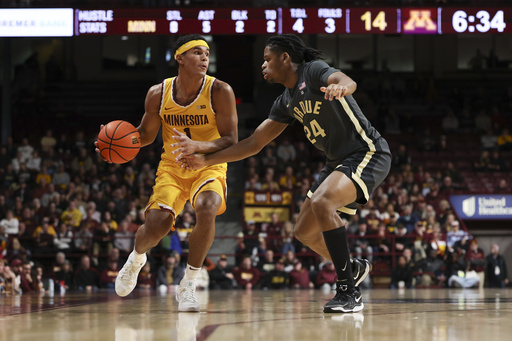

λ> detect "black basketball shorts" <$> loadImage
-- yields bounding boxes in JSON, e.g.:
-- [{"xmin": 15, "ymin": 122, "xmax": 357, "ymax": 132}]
[{"xmin": 307, "ymin": 148, "xmax": 392, "ymax": 215}]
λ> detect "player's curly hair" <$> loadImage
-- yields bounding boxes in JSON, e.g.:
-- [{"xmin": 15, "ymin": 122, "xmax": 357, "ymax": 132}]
[
  {"xmin": 173, "ymin": 34, "xmax": 207, "ymax": 55},
  {"xmin": 266, "ymin": 34, "xmax": 325, "ymax": 64}
]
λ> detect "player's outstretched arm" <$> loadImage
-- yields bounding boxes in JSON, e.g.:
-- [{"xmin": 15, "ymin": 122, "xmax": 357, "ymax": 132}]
[
  {"xmin": 171, "ymin": 80, "xmax": 238, "ymax": 156},
  {"xmin": 320, "ymin": 71, "xmax": 357, "ymax": 101},
  {"xmin": 175, "ymin": 119, "xmax": 287, "ymax": 170}
]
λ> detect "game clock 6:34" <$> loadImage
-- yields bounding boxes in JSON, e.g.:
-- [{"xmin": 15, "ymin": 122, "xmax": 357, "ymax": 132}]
[{"xmin": 445, "ymin": 8, "xmax": 508, "ymax": 33}]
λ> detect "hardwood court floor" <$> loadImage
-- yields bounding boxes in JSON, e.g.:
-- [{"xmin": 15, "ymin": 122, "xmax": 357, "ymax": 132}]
[{"xmin": 1, "ymin": 288, "xmax": 511, "ymax": 341}]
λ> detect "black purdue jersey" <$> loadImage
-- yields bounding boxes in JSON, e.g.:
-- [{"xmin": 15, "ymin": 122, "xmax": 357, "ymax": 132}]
[{"xmin": 269, "ymin": 60, "xmax": 390, "ymax": 163}]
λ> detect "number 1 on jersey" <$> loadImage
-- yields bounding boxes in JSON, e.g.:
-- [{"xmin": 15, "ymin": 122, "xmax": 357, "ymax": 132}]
[{"xmin": 184, "ymin": 127, "xmax": 192, "ymax": 139}]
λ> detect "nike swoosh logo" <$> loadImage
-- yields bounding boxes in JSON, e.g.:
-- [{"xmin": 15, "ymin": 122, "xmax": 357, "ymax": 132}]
[
  {"xmin": 165, "ymin": 107, "xmax": 173, "ymax": 110},
  {"xmin": 341, "ymin": 261, "xmax": 347, "ymax": 271},
  {"xmin": 355, "ymin": 296, "xmax": 361, "ymax": 303}
]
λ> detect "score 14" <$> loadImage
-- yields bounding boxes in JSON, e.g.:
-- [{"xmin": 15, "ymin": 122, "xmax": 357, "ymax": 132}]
[{"xmin": 360, "ymin": 10, "xmax": 388, "ymax": 31}]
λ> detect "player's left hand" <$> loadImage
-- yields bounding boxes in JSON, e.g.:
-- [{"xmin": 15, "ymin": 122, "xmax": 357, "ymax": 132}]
[
  {"xmin": 171, "ymin": 128, "xmax": 198, "ymax": 156},
  {"xmin": 175, "ymin": 154, "xmax": 206, "ymax": 170},
  {"xmin": 320, "ymin": 84, "xmax": 348, "ymax": 101}
]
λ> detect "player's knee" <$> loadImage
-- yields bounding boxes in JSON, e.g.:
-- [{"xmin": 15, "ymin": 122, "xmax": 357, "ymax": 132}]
[
  {"xmin": 309, "ymin": 195, "xmax": 332, "ymax": 217},
  {"xmin": 144, "ymin": 211, "xmax": 174, "ymax": 240},
  {"xmin": 293, "ymin": 224, "xmax": 310, "ymax": 243},
  {"xmin": 194, "ymin": 195, "xmax": 221, "ymax": 217}
]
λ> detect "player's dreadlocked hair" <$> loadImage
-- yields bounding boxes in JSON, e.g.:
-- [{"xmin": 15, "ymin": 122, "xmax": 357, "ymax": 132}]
[{"xmin": 266, "ymin": 34, "xmax": 325, "ymax": 64}]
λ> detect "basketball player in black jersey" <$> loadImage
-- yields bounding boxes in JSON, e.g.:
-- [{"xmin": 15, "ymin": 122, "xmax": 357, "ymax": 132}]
[{"xmin": 174, "ymin": 34, "xmax": 391, "ymax": 313}]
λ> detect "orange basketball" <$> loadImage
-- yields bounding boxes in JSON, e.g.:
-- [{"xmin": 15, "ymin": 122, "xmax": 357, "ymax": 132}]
[{"xmin": 97, "ymin": 120, "xmax": 141, "ymax": 164}]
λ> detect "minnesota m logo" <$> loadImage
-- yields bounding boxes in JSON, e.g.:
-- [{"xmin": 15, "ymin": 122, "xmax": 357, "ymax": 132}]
[{"xmin": 404, "ymin": 10, "xmax": 436, "ymax": 32}]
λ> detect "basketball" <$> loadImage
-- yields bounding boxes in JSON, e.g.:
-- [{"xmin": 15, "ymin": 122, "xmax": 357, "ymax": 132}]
[{"xmin": 97, "ymin": 120, "xmax": 141, "ymax": 164}]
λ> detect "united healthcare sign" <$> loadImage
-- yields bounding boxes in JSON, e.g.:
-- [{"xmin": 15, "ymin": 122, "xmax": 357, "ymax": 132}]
[{"xmin": 450, "ymin": 195, "xmax": 512, "ymax": 220}]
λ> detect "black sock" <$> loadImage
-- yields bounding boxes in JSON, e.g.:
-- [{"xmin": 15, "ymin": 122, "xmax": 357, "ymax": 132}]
[{"xmin": 323, "ymin": 227, "xmax": 354, "ymax": 285}]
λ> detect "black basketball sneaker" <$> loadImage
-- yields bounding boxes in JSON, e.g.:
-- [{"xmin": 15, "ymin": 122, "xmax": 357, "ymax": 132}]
[
  {"xmin": 323, "ymin": 281, "xmax": 364, "ymax": 313},
  {"xmin": 352, "ymin": 258, "xmax": 371, "ymax": 287}
]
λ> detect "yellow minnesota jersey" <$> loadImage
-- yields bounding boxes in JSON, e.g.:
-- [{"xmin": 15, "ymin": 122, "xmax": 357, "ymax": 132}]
[{"xmin": 159, "ymin": 75, "xmax": 226, "ymax": 170}]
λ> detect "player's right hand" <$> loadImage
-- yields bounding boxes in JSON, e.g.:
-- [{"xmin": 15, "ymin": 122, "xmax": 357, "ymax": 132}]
[{"xmin": 94, "ymin": 124, "xmax": 112, "ymax": 163}]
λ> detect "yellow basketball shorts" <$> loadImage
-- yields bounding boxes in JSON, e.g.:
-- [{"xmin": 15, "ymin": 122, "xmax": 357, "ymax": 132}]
[{"xmin": 145, "ymin": 163, "xmax": 227, "ymax": 221}]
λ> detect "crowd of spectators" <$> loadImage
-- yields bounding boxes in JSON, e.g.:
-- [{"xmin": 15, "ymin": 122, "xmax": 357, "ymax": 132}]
[{"xmin": 2, "ymin": 43, "xmax": 512, "ymax": 293}]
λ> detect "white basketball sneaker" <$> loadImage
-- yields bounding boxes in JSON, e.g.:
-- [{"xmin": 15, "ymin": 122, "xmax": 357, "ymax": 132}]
[
  {"xmin": 115, "ymin": 253, "xmax": 147, "ymax": 297},
  {"xmin": 176, "ymin": 279, "xmax": 200, "ymax": 312}
]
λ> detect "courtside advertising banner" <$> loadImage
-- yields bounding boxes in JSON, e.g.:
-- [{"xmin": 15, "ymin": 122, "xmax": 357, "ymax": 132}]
[
  {"xmin": 450, "ymin": 195, "xmax": 512, "ymax": 220},
  {"xmin": 0, "ymin": 8, "xmax": 73, "ymax": 37}
]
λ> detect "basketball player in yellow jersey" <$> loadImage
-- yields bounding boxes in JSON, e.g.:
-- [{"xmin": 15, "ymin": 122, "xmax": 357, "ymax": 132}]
[{"xmin": 104, "ymin": 34, "xmax": 238, "ymax": 311}]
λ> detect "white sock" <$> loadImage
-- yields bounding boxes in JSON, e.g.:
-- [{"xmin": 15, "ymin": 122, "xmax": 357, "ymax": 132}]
[
  {"xmin": 184, "ymin": 264, "xmax": 201, "ymax": 281},
  {"xmin": 130, "ymin": 250, "xmax": 146, "ymax": 264}
]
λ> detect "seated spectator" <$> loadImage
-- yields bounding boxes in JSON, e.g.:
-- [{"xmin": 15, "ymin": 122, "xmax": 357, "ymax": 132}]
[
  {"xmin": 175, "ymin": 211, "xmax": 195, "ymax": 252},
  {"xmin": 260, "ymin": 168, "xmax": 280, "ymax": 191},
  {"xmin": 92, "ymin": 222, "xmax": 115, "ymax": 266},
  {"xmin": 429, "ymin": 225, "xmax": 447, "ymax": 258},
  {"xmin": 11, "ymin": 259, "xmax": 33, "ymax": 294},
  {"xmin": 33, "ymin": 217, "xmax": 56, "ymax": 254},
  {"xmin": 365, "ymin": 207, "xmax": 381, "ymax": 233},
  {"xmin": 137, "ymin": 262, "xmax": 155, "ymax": 290},
  {"xmin": 446, "ymin": 220, "xmax": 469, "ymax": 252},
  {"xmin": 278, "ymin": 165, "xmax": 297, "ymax": 189},
  {"xmin": 497, "ymin": 128, "xmax": 512, "ymax": 150},
  {"xmin": 276, "ymin": 139, "xmax": 296, "ymax": 165},
  {"xmin": 257, "ymin": 249, "xmax": 276, "ymax": 275},
  {"xmin": 260, "ymin": 258, "xmax": 289, "ymax": 290},
  {"xmin": 74, "ymin": 222, "xmax": 93, "ymax": 253},
  {"xmin": 441, "ymin": 109, "xmax": 459, "ymax": 132},
  {"xmin": 74, "ymin": 255, "xmax": 99, "ymax": 291},
  {"xmin": 465, "ymin": 239, "xmax": 486, "ymax": 289},
  {"xmin": 480, "ymin": 129, "xmax": 498, "ymax": 151},
  {"xmin": 495, "ymin": 179, "xmax": 510, "ymax": 194},
  {"xmin": 316, "ymin": 261, "xmax": 337, "ymax": 291},
  {"xmin": 353, "ymin": 223, "xmax": 373, "ymax": 262},
  {"xmin": 51, "ymin": 251, "xmax": 67, "ymax": 275},
  {"xmin": 54, "ymin": 222, "xmax": 74, "ymax": 251},
  {"xmin": 371, "ymin": 223, "xmax": 391, "ymax": 262},
  {"xmin": 474, "ymin": 150, "xmax": 491, "ymax": 171},
  {"xmin": 280, "ymin": 221, "xmax": 295, "ymax": 255},
  {"xmin": 390, "ymin": 255, "xmax": 414, "ymax": 289},
  {"xmin": 100, "ymin": 258, "xmax": 119, "ymax": 289},
  {"xmin": 0, "ymin": 210, "xmax": 19, "ymax": 235},
  {"xmin": 156, "ymin": 252, "xmax": 185, "ymax": 292},
  {"xmin": 289, "ymin": 259, "xmax": 314, "ymax": 289},
  {"xmin": 394, "ymin": 223, "xmax": 413, "ymax": 253},
  {"xmin": 397, "ymin": 205, "xmax": 419, "ymax": 233},
  {"xmin": 446, "ymin": 252, "xmax": 479, "ymax": 289},
  {"xmin": 209, "ymin": 255, "xmax": 235, "ymax": 290},
  {"xmin": 60, "ymin": 200, "xmax": 82, "ymax": 229},
  {"xmin": 261, "ymin": 213, "xmax": 283, "ymax": 252},
  {"xmin": 233, "ymin": 255, "xmax": 261, "ymax": 290},
  {"xmin": 52, "ymin": 163, "xmax": 70, "ymax": 191},
  {"xmin": 54, "ymin": 260, "xmax": 73, "ymax": 293},
  {"xmin": 113, "ymin": 219, "xmax": 134, "ymax": 255},
  {"xmin": 416, "ymin": 248, "xmax": 445, "ymax": 286},
  {"xmin": 392, "ymin": 144, "xmax": 411, "ymax": 171},
  {"xmin": 487, "ymin": 150, "xmax": 507, "ymax": 172},
  {"xmin": 486, "ymin": 243, "xmax": 509, "ymax": 288},
  {"xmin": 236, "ymin": 220, "xmax": 265, "ymax": 261}
]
